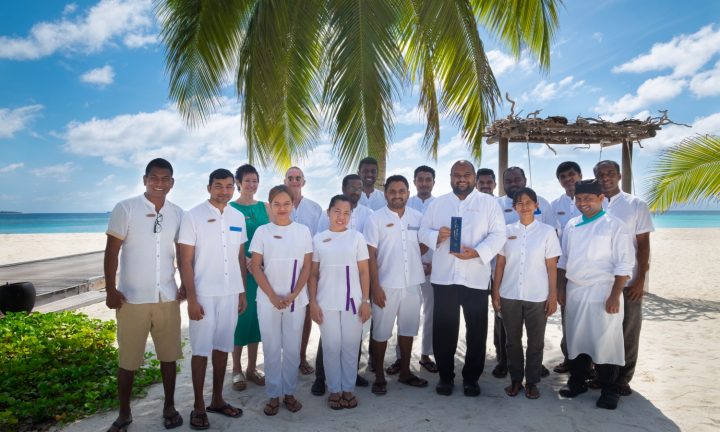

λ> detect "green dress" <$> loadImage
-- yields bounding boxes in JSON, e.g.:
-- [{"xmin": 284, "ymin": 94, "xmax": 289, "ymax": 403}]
[{"xmin": 231, "ymin": 200, "xmax": 269, "ymax": 346}]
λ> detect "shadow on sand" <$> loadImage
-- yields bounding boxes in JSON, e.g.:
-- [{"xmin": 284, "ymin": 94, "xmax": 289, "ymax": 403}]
[{"xmin": 643, "ymin": 293, "xmax": 720, "ymax": 321}]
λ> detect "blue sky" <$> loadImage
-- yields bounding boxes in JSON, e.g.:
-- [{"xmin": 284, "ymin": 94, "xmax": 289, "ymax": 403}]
[{"xmin": 1, "ymin": 0, "xmax": 719, "ymax": 213}]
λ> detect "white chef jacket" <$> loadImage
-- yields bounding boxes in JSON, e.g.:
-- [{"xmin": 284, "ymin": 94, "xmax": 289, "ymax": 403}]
[
  {"xmin": 551, "ymin": 193, "xmax": 579, "ymax": 237},
  {"xmin": 291, "ymin": 196, "xmax": 323, "ymax": 236},
  {"xmin": 408, "ymin": 195, "xmax": 434, "ymax": 264},
  {"xmin": 316, "ymin": 203, "xmax": 373, "ymax": 236},
  {"xmin": 497, "ymin": 194, "xmax": 558, "ymax": 230},
  {"xmin": 312, "ymin": 229, "xmax": 369, "ymax": 312},
  {"xmin": 359, "ymin": 188, "xmax": 387, "ymax": 210}
]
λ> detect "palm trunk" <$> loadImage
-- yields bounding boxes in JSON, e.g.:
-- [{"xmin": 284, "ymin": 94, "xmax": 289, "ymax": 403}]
[{"xmin": 376, "ymin": 149, "xmax": 387, "ymax": 188}]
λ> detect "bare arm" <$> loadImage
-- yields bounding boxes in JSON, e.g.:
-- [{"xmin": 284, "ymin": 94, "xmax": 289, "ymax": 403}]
[
  {"xmin": 308, "ymin": 261, "xmax": 323, "ymax": 324},
  {"xmin": 545, "ymin": 257, "xmax": 558, "ymax": 317},
  {"xmin": 175, "ymin": 242, "xmax": 186, "ymax": 301},
  {"xmin": 178, "ymin": 243, "xmax": 204, "ymax": 320},
  {"xmin": 557, "ymin": 268, "xmax": 567, "ymax": 307},
  {"xmin": 357, "ymin": 259, "xmax": 371, "ymax": 323},
  {"xmin": 627, "ymin": 232, "xmax": 650, "ymax": 302},
  {"xmin": 606, "ymin": 275, "xmax": 630, "ymax": 314},
  {"xmin": 491, "ymin": 255, "xmax": 505, "ymax": 313},
  {"xmin": 238, "ymin": 243, "xmax": 248, "ymax": 313},
  {"xmin": 104, "ymin": 234, "xmax": 125, "ymax": 309},
  {"xmin": 367, "ymin": 245, "xmax": 386, "ymax": 308}
]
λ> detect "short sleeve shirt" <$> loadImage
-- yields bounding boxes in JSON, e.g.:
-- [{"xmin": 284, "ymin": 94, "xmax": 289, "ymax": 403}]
[
  {"xmin": 551, "ymin": 193, "xmax": 579, "ymax": 238},
  {"xmin": 291, "ymin": 197, "xmax": 323, "ymax": 236},
  {"xmin": 312, "ymin": 229, "xmax": 369, "ymax": 311},
  {"xmin": 359, "ymin": 188, "xmax": 387, "ymax": 210},
  {"xmin": 316, "ymin": 203, "xmax": 373, "ymax": 236}
]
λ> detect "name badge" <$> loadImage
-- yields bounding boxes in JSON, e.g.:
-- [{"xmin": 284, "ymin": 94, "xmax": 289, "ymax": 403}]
[
  {"xmin": 146, "ymin": 213, "xmax": 156, "ymax": 218},
  {"xmin": 508, "ymin": 236, "xmax": 517, "ymax": 240},
  {"xmin": 323, "ymin": 238, "xmax": 332, "ymax": 243},
  {"xmin": 504, "ymin": 209, "xmax": 512, "ymax": 213},
  {"xmin": 273, "ymin": 235, "xmax": 283, "ymax": 239},
  {"xmin": 207, "ymin": 218, "xmax": 216, "ymax": 223},
  {"xmin": 557, "ymin": 211, "xmax": 566, "ymax": 215},
  {"xmin": 386, "ymin": 223, "xmax": 395, "ymax": 228},
  {"xmin": 229, "ymin": 226, "xmax": 243, "ymax": 232},
  {"xmin": 407, "ymin": 225, "xmax": 420, "ymax": 231}
]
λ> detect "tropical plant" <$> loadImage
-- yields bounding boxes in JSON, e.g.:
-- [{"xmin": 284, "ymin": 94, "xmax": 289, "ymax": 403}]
[
  {"xmin": 156, "ymin": 0, "xmax": 561, "ymax": 180},
  {"xmin": 645, "ymin": 134, "xmax": 720, "ymax": 212}
]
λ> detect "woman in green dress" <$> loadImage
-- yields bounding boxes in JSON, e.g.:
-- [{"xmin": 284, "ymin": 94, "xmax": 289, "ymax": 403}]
[{"xmin": 230, "ymin": 164, "xmax": 271, "ymax": 390}]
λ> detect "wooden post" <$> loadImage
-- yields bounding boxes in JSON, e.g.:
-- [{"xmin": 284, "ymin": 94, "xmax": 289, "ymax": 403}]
[
  {"xmin": 621, "ymin": 140, "xmax": 633, "ymax": 193},
  {"xmin": 498, "ymin": 137, "xmax": 509, "ymax": 196}
]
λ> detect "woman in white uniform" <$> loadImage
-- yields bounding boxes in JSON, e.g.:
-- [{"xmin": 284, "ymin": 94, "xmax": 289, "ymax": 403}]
[
  {"xmin": 492, "ymin": 187, "xmax": 561, "ymax": 399},
  {"xmin": 250, "ymin": 185, "xmax": 313, "ymax": 416},
  {"xmin": 309, "ymin": 195, "xmax": 371, "ymax": 410}
]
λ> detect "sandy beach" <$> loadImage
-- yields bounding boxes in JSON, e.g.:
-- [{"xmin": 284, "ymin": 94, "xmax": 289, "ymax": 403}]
[{"xmin": 3, "ymin": 228, "xmax": 719, "ymax": 431}]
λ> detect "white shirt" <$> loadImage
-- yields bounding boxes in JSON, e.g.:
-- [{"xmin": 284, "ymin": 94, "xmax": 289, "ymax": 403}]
[
  {"xmin": 551, "ymin": 193, "xmax": 579, "ymax": 236},
  {"xmin": 603, "ymin": 191, "xmax": 655, "ymax": 286},
  {"xmin": 312, "ymin": 229, "xmax": 369, "ymax": 311},
  {"xmin": 359, "ymin": 188, "xmax": 387, "ymax": 210},
  {"xmin": 498, "ymin": 220, "xmax": 562, "ymax": 302},
  {"xmin": 316, "ymin": 203, "xmax": 373, "ymax": 236},
  {"xmin": 419, "ymin": 189, "xmax": 506, "ymax": 289},
  {"xmin": 364, "ymin": 206, "xmax": 425, "ymax": 290},
  {"xmin": 497, "ymin": 194, "xmax": 558, "ymax": 230},
  {"xmin": 107, "ymin": 194, "xmax": 183, "ymax": 304},
  {"xmin": 292, "ymin": 196, "xmax": 323, "ymax": 236},
  {"xmin": 250, "ymin": 222, "xmax": 313, "ymax": 308},
  {"xmin": 408, "ymin": 195, "xmax": 435, "ymax": 264},
  {"xmin": 178, "ymin": 201, "xmax": 247, "ymax": 297}
]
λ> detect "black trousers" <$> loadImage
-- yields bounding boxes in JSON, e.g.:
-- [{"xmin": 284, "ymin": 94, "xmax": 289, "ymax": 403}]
[
  {"xmin": 569, "ymin": 354, "xmax": 619, "ymax": 395},
  {"xmin": 432, "ymin": 284, "xmax": 489, "ymax": 383}
]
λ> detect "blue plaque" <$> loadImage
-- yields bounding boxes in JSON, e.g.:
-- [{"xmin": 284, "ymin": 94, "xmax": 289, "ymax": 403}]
[{"xmin": 450, "ymin": 216, "xmax": 462, "ymax": 253}]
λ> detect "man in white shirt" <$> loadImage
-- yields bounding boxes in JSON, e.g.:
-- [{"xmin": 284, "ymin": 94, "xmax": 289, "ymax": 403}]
[
  {"xmin": 316, "ymin": 174, "xmax": 373, "ymax": 233},
  {"xmin": 104, "ymin": 158, "xmax": 184, "ymax": 431},
  {"xmin": 285, "ymin": 166, "xmax": 323, "ymax": 376},
  {"xmin": 550, "ymin": 161, "xmax": 583, "ymax": 374},
  {"xmin": 498, "ymin": 167, "xmax": 557, "ymax": 229},
  {"xmin": 178, "ymin": 169, "xmax": 247, "ymax": 429},
  {"xmin": 358, "ymin": 156, "xmax": 387, "ymax": 210},
  {"xmin": 419, "ymin": 160, "xmax": 506, "ymax": 397},
  {"xmin": 366, "ymin": 175, "xmax": 429, "ymax": 394},
  {"xmin": 594, "ymin": 160, "xmax": 654, "ymax": 397}
]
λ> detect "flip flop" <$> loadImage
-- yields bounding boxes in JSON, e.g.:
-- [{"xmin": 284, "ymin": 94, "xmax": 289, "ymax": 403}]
[
  {"xmin": 524, "ymin": 383, "xmax": 540, "ymax": 399},
  {"xmin": 163, "ymin": 410, "xmax": 183, "ymax": 429},
  {"xmin": 189, "ymin": 411, "xmax": 209, "ymax": 430},
  {"xmin": 328, "ymin": 393, "xmax": 343, "ymax": 410},
  {"xmin": 247, "ymin": 369, "xmax": 266, "ymax": 386},
  {"xmin": 107, "ymin": 417, "xmax": 133, "ymax": 432},
  {"xmin": 341, "ymin": 393, "xmax": 358, "ymax": 409},
  {"xmin": 263, "ymin": 398, "xmax": 279, "ymax": 416},
  {"xmin": 232, "ymin": 372, "xmax": 247, "ymax": 391},
  {"xmin": 419, "ymin": 358, "xmax": 438, "ymax": 373},
  {"xmin": 283, "ymin": 395, "xmax": 303, "ymax": 413},
  {"xmin": 385, "ymin": 359, "xmax": 401, "ymax": 375},
  {"xmin": 504, "ymin": 381, "xmax": 523, "ymax": 397},
  {"xmin": 398, "ymin": 375, "xmax": 428, "ymax": 388},
  {"xmin": 299, "ymin": 361, "xmax": 315, "ymax": 375},
  {"xmin": 206, "ymin": 403, "xmax": 243, "ymax": 418},
  {"xmin": 371, "ymin": 380, "xmax": 387, "ymax": 395}
]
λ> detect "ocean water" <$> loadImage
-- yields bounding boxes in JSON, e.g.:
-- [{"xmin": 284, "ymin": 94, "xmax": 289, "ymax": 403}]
[{"xmin": 0, "ymin": 211, "xmax": 718, "ymax": 234}]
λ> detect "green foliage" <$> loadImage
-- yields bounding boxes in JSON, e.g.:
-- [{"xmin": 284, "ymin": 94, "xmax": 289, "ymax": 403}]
[{"xmin": 0, "ymin": 312, "xmax": 163, "ymax": 430}]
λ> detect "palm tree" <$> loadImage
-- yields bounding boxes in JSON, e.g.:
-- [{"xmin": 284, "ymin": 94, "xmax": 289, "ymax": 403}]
[
  {"xmin": 645, "ymin": 134, "xmax": 720, "ymax": 212},
  {"xmin": 157, "ymin": 0, "xmax": 561, "ymax": 180}
]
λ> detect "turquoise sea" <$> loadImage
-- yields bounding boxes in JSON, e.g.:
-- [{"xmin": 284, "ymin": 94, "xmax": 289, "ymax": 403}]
[{"xmin": 0, "ymin": 211, "xmax": 718, "ymax": 234}]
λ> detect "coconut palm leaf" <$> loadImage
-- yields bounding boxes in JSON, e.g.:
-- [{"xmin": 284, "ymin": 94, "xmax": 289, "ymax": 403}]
[{"xmin": 645, "ymin": 134, "xmax": 720, "ymax": 212}]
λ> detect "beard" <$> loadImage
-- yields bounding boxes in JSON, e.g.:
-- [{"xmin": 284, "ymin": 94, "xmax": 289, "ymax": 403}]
[{"xmin": 452, "ymin": 183, "xmax": 474, "ymax": 196}]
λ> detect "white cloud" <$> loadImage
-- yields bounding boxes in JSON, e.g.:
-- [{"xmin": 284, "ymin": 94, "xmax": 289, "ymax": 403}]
[
  {"xmin": 123, "ymin": 33, "xmax": 157, "ymax": 48},
  {"xmin": 487, "ymin": 50, "xmax": 533, "ymax": 77},
  {"xmin": 0, "ymin": 163, "xmax": 24, "ymax": 173},
  {"xmin": 645, "ymin": 112, "xmax": 720, "ymax": 150},
  {"xmin": 80, "ymin": 65, "xmax": 115, "ymax": 86},
  {"xmin": 690, "ymin": 60, "xmax": 720, "ymax": 98},
  {"xmin": 612, "ymin": 24, "xmax": 720, "ymax": 77},
  {"xmin": 437, "ymin": 132, "xmax": 467, "ymax": 159},
  {"xmin": 98, "ymin": 174, "xmax": 115, "ymax": 186},
  {"xmin": 0, "ymin": 105, "xmax": 43, "ymax": 138},
  {"xmin": 523, "ymin": 76, "xmax": 586, "ymax": 102},
  {"xmin": 30, "ymin": 162, "xmax": 75, "ymax": 181},
  {"xmin": 63, "ymin": 3, "xmax": 78, "ymax": 15},
  {"xmin": 392, "ymin": 132, "xmax": 424, "ymax": 152},
  {"xmin": 595, "ymin": 75, "xmax": 686, "ymax": 115},
  {"xmin": 393, "ymin": 103, "xmax": 423, "ymax": 125},
  {"xmin": 593, "ymin": 32, "xmax": 603, "ymax": 43},
  {"xmin": 0, "ymin": 0, "xmax": 156, "ymax": 60}
]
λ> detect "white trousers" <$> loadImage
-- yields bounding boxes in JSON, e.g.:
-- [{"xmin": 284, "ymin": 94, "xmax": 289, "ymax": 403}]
[
  {"xmin": 257, "ymin": 302, "xmax": 306, "ymax": 398},
  {"xmin": 189, "ymin": 294, "xmax": 238, "ymax": 357},
  {"xmin": 320, "ymin": 310, "xmax": 363, "ymax": 393}
]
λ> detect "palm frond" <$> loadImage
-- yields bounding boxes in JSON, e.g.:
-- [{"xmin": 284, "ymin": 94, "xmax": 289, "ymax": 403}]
[{"xmin": 645, "ymin": 135, "xmax": 720, "ymax": 212}]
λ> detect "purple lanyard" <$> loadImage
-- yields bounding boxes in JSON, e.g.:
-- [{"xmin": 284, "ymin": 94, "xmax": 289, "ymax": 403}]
[
  {"xmin": 345, "ymin": 265, "xmax": 356, "ymax": 315},
  {"xmin": 289, "ymin": 259, "xmax": 297, "ymax": 312}
]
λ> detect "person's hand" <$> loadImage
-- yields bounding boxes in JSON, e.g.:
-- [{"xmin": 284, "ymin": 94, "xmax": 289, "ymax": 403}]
[
  {"xmin": 188, "ymin": 299, "xmax": 205, "ymax": 320},
  {"xmin": 437, "ymin": 227, "xmax": 451, "ymax": 245},
  {"xmin": 557, "ymin": 289, "xmax": 566, "ymax": 307},
  {"xmin": 450, "ymin": 246, "xmax": 479, "ymax": 260},
  {"xmin": 270, "ymin": 293, "xmax": 287, "ymax": 310},
  {"xmin": 310, "ymin": 302, "xmax": 323, "ymax": 325},
  {"xmin": 545, "ymin": 294, "xmax": 558, "ymax": 317},
  {"xmin": 491, "ymin": 293, "xmax": 501, "ymax": 313},
  {"xmin": 371, "ymin": 286, "xmax": 386, "ymax": 308},
  {"xmin": 105, "ymin": 288, "xmax": 126, "ymax": 310},
  {"xmin": 605, "ymin": 293, "xmax": 621, "ymax": 314},
  {"xmin": 177, "ymin": 285, "xmax": 187, "ymax": 302},
  {"xmin": 625, "ymin": 278, "xmax": 645, "ymax": 302},
  {"xmin": 246, "ymin": 257, "xmax": 253, "ymax": 275},
  {"xmin": 359, "ymin": 302, "xmax": 371, "ymax": 323},
  {"xmin": 423, "ymin": 263, "xmax": 432, "ymax": 276},
  {"xmin": 238, "ymin": 294, "xmax": 248, "ymax": 314}
]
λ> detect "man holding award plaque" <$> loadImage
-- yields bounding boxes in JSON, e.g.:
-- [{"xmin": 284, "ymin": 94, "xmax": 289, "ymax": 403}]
[{"xmin": 419, "ymin": 161, "xmax": 506, "ymax": 397}]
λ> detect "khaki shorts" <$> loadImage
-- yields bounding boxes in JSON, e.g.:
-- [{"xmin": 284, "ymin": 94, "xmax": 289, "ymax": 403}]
[{"xmin": 116, "ymin": 300, "xmax": 182, "ymax": 371}]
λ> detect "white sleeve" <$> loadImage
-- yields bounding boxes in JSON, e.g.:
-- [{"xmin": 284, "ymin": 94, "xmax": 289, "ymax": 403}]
[
  {"xmin": 302, "ymin": 225, "xmax": 314, "ymax": 254},
  {"xmin": 545, "ymin": 228, "xmax": 562, "ymax": 259},
  {"xmin": 106, "ymin": 201, "xmax": 129, "ymax": 240},
  {"xmin": 356, "ymin": 232, "xmax": 370, "ymax": 261},
  {"xmin": 558, "ymin": 225, "xmax": 570, "ymax": 270},
  {"xmin": 474, "ymin": 200, "xmax": 507, "ymax": 265},
  {"xmin": 363, "ymin": 215, "xmax": 380, "ymax": 248},
  {"xmin": 312, "ymin": 235, "xmax": 321, "ymax": 262},
  {"xmin": 177, "ymin": 212, "xmax": 197, "ymax": 246},
  {"xmin": 418, "ymin": 200, "xmax": 439, "ymax": 250},
  {"xmin": 249, "ymin": 226, "xmax": 265, "ymax": 254},
  {"xmin": 635, "ymin": 200, "xmax": 655, "ymax": 234},
  {"xmin": 613, "ymin": 222, "xmax": 635, "ymax": 277}
]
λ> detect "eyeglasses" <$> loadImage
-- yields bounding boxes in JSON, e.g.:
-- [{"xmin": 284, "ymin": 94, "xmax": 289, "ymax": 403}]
[{"xmin": 153, "ymin": 213, "xmax": 163, "ymax": 234}]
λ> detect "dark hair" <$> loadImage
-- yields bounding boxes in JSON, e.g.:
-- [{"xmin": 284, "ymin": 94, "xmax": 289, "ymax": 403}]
[
  {"xmin": 556, "ymin": 161, "xmax": 582, "ymax": 178},
  {"xmin": 208, "ymin": 168, "xmax": 234, "ymax": 186},
  {"xmin": 358, "ymin": 157, "xmax": 378, "ymax": 169},
  {"xmin": 512, "ymin": 187, "xmax": 538, "ymax": 206},
  {"xmin": 342, "ymin": 174, "xmax": 362, "ymax": 189},
  {"xmin": 575, "ymin": 179, "xmax": 603, "ymax": 195},
  {"xmin": 476, "ymin": 168, "xmax": 496, "ymax": 181},
  {"xmin": 235, "ymin": 164, "xmax": 259, "ymax": 182},
  {"xmin": 414, "ymin": 165, "xmax": 435, "ymax": 179},
  {"xmin": 268, "ymin": 184, "xmax": 293, "ymax": 204},
  {"xmin": 328, "ymin": 194, "xmax": 352, "ymax": 210},
  {"xmin": 593, "ymin": 160, "xmax": 621, "ymax": 174},
  {"xmin": 145, "ymin": 158, "xmax": 173, "ymax": 176},
  {"xmin": 503, "ymin": 166, "xmax": 526, "ymax": 180},
  {"xmin": 384, "ymin": 175, "xmax": 409, "ymax": 191}
]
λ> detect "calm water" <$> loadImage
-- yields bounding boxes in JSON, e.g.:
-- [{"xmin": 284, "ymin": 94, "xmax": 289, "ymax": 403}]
[{"xmin": 1, "ymin": 211, "xmax": 718, "ymax": 234}]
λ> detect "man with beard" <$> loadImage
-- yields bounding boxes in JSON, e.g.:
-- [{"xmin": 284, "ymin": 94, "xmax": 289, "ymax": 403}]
[
  {"xmin": 475, "ymin": 168, "xmax": 497, "ymax": 195},
  {"xmin": 358, "ymin": 157, "xmax": 388, "ymax": 210},
  {"xmin": 365, "ymin": 175, "xmax": 429, "ymax": 395},
  {"xmin": 419, "ymin": 160, "xmax": 506, "ymax": 396}
]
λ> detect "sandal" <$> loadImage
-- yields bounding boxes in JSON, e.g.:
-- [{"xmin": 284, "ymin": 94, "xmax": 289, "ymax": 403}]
[
  {"xmin": 107, "ymin": 417, "xmax": 133, "ymax": 432},
  {"xmin": 283, "ymin": 395, "xmax": 303, "ymax": 413},
  {"xmin": 299, "ymin": 361, "xmax": 315, "ymax": 375},
  {"xmin": 328, "ymin": 393, "xmax": 343, "ymax": 410},
  {"xmin": 524, "ymin": 383, "xmax": 540, "ymax": 399},
  {"xmin": 371, "ymin": 380, "xmax": 387, "ymax": 395},
  {"xmin": 504, "ymin": 381, "xmax": 523, "ymax": 397},
  {"xmin": 263, "ymin": 398, "xmax": 280, "ymax": 416},
  {"xmin": 341, "ymin": 393, "xmax": 358, "ymax": 409},
  {"xmin": 206, "ymin": 403, "xmax": 243, "ymax": 418},
  {"xmin": 247, "ymin": 369, "xmax": 266, "ymax": 386},
  {"xmin": 398, "ymin": 374, "xmax": 428, "ymax": 388},
  {"xmin": 189, "ymin": 411, "xmax": 209, "ymax": 430},
  {"xmin": 232, "ymin": 372, "xmax": 247, "ymax": 391},
  {"xmin": 385, "ymin": 359, "xmax": 401, "ymax": 375},
  {"xmin": 163, "ymin": 410, "xmax": 183, "ymax": 429},
  {"xmin": 419, "ymin": 358, "xmax": 438, "ymax": 373}
]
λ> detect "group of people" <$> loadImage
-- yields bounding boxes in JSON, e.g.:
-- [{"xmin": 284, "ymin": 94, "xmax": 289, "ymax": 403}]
[{"xmin": 103, "ymin": 155, "xmax": 653, "ymax": 431}]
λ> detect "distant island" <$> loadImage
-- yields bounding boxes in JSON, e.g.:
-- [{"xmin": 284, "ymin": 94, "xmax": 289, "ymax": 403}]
[{"xmin": 0, "ymin": 211, "xmax": 21, "ymax": 214}]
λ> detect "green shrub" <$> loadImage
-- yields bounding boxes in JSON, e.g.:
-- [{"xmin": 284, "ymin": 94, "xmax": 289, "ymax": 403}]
[{"xmin": 0, "ymin": 311, "xmax": 162, "ymax": 430}]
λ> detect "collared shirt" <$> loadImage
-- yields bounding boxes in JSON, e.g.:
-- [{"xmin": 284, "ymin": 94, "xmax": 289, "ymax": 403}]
[
  {"xmin": 497, "ymin": 194, "xmax": 558, "ymax": 230},
  {"xmin": 312, "ymin": 229, "xmax": 369, "ymax": 311},
  {"xmin": 551, "ymin": 193, "xmax": 579, "ymax": 236},
  {"xmin": 359, "ymin": 188, "xmax": 387, "ymax": 210},
  {"xmin": 107, "ymin": 194, "xmax": 183, "ymax": 304},
  {"xmin": 250, "ymin": 222, "xmax": 313, "ymax": 308},
  {"xmin": 364, "ymin": 206, "xmax": 425, "ymax": 290},
  {"xmin": 419, "ymin": 189, "xmax": 506, "ymax": 289},
  {"xmin": 291, "ymin": 196, "xmax": 323, "ymax": 236},
  {"xmin": 178, "ymin": 201, "xmax": 247, "ymax": 297},
  {"xmin": 316, "ymin": 203, "xmax": 373, "ymax": 236},
  {"xmin": 408, "ymin": 194, "xmax": 435, "ymax": 263},
  {"xmin": 603, "ymin": 191, "xmax": 655, "ymax": 286},
  {"xmin": 498, "ymin": 220, "xmax": 562, "ymax": 302}
]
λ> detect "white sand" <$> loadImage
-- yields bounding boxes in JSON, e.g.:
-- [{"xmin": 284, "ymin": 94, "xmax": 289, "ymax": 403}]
[
  {"xmin": 9, "ymin": 228, "xmax": 718, "ymax": 431},
  {"xmin": 0, "ymin": 233, "xmax": 106, "ymax": 265}
]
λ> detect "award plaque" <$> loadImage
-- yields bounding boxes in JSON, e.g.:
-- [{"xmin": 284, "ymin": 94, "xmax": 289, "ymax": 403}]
[{"xmin": 450, "ymin": 216, "xmax": 462, "ymax": 253}]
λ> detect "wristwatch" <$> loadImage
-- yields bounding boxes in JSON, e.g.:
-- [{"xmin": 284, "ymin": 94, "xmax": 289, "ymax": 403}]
[{"xmin": 361, "ymin": 298, "xmax": 371, "ymax": 304}]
